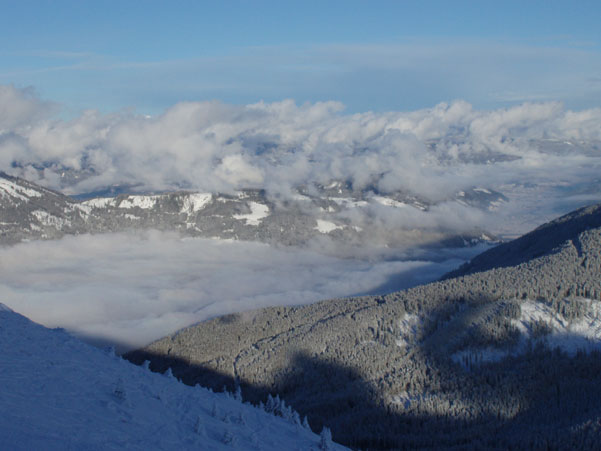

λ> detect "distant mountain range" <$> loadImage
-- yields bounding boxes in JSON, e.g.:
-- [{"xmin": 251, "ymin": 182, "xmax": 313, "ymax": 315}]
[
  {"xmin": 0, "ymin": 171, "xmax": 500, "ymax": 248},
  {"xmin": 127, "ymin": 203, "xmax": 601, "ymax": 449}
]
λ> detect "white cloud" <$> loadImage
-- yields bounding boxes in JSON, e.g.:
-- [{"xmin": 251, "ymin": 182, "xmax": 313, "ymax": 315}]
[
  {"xmin": 0, "ymin": 85, "xmax": 55, "ymax": 130},
  {"xmin": 2, "ymin": 84, "xmax": 601, "ymax": 237},
  {"xmin": 214, "ymin": 154, "xmax": 264, "ymax": 186},
  {"xmin": 0, "ymin": 232, "xmax": 469, "ymax": 351}
]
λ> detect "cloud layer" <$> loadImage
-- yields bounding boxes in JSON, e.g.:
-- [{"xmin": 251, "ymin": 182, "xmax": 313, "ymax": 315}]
[
  {"xmin": 0, "ymin": 232, "xmax": 472, "ymax": 351},
  {"xmin": 2, "ymin": 84, "xmax": 601, "ymax": 236}
]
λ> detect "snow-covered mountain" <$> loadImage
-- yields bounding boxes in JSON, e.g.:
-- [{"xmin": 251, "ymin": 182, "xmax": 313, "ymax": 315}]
[
  {"xmin": 0, "ymin": 303, "xmax": 345, "ymax": 450},
  {"xmin": 444, "ymin": 203, "xmax": 601, "ymax": 278},
  {"xmin": 0, "ymin": 171, "xmax": 499, "ymax": 248},
  {"xmin": 129, "ymin": 204, "xmax": 601, "ymax": 449},
  {"xmin": 0, "ymin": 172, "xmax": 90, "ymax": 244}
]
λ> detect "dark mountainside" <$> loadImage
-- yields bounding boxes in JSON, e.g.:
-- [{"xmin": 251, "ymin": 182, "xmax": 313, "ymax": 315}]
[
  {"xmin": 127, "ymin": 204, "xmax": 601, "ymax": 449},
  {"xmin": 444, "ymin": 203, "xmax": 601, "ymax": 278}
]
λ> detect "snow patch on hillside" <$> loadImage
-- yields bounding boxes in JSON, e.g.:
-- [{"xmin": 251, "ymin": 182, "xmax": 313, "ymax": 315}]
[
  {"xmin": 84, "ymin": 197, "xmax": 116, "ymax": 208},
  {"xmin": 395, "ymin": 313, "xmax": 422, "ymax": 348},
  {"xmin": 0, "ymin": 307, "xmax": 345, "ymax": 450},
  {"xmin": 181, "ymin": 193, "xmax": 212, "ymax": 213},
  {"xmin": 73, "ymin": 203, "xmax": 92, "ymax": 215},
  {"xmin": 452, "ymin": 299, "xmax": 601, "ymax": 367},
  {"xmin": 32, "ymin": 210, "xmax": 71, "ymax": 228},
  {"xmin": 0, "ymin": 178, "xmax": 42, "ymax": 201},
  {"xmin": 514, "ymin": 299, "xmax": 601, "ymax": 354},
  {"xmin": 315, "ymin": 219, "xmax": 343, "ymax": 234},
  {"xmin": 233, "ymin": 202, "xmax": 270, "ymax": 225},
  {"xmin": 372, "ymin": 196, "xmax": 408, "ymax": 208},
  {"xmin": 119, "ymin": 195, "xmax": 161, "ymax": 209}
]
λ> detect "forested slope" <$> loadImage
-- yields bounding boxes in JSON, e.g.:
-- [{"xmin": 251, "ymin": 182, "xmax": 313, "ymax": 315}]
[
  {"xmin": 127, "ymin": 204, "xmax": 601, "ymax": 449},
  {"xmin": 444, "ymin": 203, "xmax": 601, "ymax": 278}
]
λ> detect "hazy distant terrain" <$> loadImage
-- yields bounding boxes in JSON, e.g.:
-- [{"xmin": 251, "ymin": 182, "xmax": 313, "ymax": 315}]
[
  {"xmin": 0, "ymin": 171, "xmax": 497, "ymax": 248},
  {"xmin": 128, "ymin": 204, "xmax": 601, "ymax": 449}
]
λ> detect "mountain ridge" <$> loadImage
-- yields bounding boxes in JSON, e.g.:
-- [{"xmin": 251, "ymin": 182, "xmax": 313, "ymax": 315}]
[
  {"xmin": 443, "ymin": 203, "xmax": 601, "ymax": 279},
  {"xmin": 0, "ymin": 171, "xmax": 498, "ymax": 249}
]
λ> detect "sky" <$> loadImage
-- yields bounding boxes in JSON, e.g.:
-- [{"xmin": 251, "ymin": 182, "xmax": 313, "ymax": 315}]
[{"xmin": 1, "ymin": 1, "xmax": 600, "ymax": 115}]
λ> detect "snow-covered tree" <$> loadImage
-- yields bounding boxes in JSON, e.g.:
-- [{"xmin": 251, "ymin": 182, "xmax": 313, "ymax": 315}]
[{"xmin": 319, "ymin": 427, "xmax": 332, "ymax": 450}]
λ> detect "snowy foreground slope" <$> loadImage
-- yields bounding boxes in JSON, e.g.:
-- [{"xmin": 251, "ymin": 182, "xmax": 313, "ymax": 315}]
[{"xmin": 0, "ymin": 305, "xmax": 344, "ymax": 450}]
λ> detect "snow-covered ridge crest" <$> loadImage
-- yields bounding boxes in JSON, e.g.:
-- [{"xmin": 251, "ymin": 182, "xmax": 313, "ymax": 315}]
[
  {"xmin": 372, "ymin": 195, "xmax": 409, "ymax": 209},
  {"xmin": 118, "ymin": 195, "xmax": 161, "ymax": 209},
  {"xmin": 83, "ymin": 197, "xmax": 116, "ymax": 208},
  {"xmin": 31, "ymin": 209, "xmax": 72, "ymax": 228}
]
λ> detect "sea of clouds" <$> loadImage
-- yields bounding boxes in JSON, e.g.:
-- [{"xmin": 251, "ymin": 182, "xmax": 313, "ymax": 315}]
[
  {"xmin": 1, "ymin": 84, "xmax": 600, "ymax": 349},
  {"xmin": 3, "ymin": 84, "xmax": 601, "ymax": 235},
  {"xmin": 0, "ymin": 231, "xmax": 477, "ymax": 351},
  {"xmin": 1, "ymin": 85, "xmax": 599, "ymax": 199},
  {"xmin": 0, "ymin": 85, "xmax": 601, "ymax": 230}
]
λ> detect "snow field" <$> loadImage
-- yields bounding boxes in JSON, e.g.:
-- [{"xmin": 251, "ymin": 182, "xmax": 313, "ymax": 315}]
[{"xmin": 0, "ymin": 305, "xmax": 345, "ymax": 450}]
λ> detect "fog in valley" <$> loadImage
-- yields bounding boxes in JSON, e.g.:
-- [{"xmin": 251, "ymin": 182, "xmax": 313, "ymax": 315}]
[{"xmin": 0, "ymin": 231, "xmax": 481, "ymax": 351}]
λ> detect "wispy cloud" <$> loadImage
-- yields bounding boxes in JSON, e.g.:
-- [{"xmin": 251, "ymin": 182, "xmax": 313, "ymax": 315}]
[{"xmin": 2, "ymin": 37, "xmax": 601, "ymax": 112}]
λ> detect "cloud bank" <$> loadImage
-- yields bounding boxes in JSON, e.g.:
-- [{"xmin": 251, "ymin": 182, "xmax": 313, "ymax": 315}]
[
  {"xmin": 0, "ymin": 232, "xmax": 471, "ymax": 351},
  {"xmin": 2, "ymin": 84, "xmax": 600, "ymax": 236}
]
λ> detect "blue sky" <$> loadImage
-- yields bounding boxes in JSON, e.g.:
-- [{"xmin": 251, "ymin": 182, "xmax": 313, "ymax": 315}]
[{"xmin": 1, "ymin": 0, "xmax": 600, "ymax": 115}]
